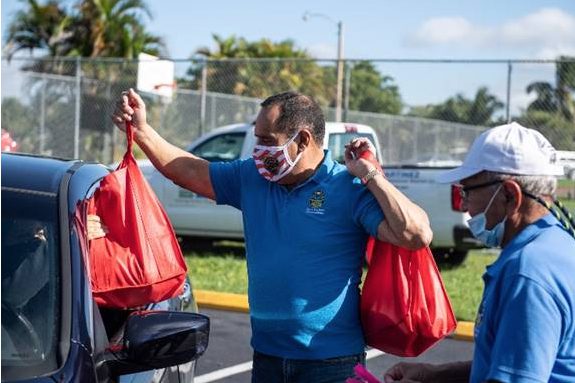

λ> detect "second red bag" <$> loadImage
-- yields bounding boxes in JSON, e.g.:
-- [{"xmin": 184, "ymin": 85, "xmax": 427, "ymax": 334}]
[
  {"xmin": 360, "ymin": 238, "xmax": 457, "ymax": 356},
  {"xmin": 87, "ymin": 122, "xmax": 187, "ymax": 308}
]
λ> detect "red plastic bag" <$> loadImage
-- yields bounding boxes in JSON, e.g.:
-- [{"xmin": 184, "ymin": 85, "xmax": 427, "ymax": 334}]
[
  {"xmin": 86, "ymin": 122, "xmax": 187, "ymax": 308},
  {"xmin": 360, "ymin": 238, "xmax": 457, "ymax": 356}
]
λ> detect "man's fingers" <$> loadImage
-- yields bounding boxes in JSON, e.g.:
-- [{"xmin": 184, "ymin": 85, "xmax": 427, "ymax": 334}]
[
  {"xmin": 87, "ymin": 214, "xmax": 109, "ymax": 240},
  {"xmin": 128, "ymin": 88, "xmax": 145, "ymax": 108}
]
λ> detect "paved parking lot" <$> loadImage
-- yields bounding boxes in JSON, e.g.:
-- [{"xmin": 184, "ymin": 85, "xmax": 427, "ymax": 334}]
[{"xmin": 195, "ymin": 308, "xmax": 474, "ymax": 383}]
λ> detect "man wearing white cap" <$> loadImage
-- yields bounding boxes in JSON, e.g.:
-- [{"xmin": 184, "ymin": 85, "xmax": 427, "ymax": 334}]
[{"xmin": 384, "ymin": 122, "xmax": 575, "ymax": 383}]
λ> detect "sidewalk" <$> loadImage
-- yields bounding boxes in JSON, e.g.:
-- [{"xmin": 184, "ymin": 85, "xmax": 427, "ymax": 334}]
[{"xmin": 194, "ymin": 289, "xmax": 474, "ymax": 342}]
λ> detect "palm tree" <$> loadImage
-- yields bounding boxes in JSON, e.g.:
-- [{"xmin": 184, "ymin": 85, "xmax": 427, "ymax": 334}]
[
  {"xmin": 526, "ymin": 81, "xmax": 558, "ymax": 113},
  {"xmin": 4, "ymin": 0, "xmax": 165, "ymax": 59},
  {"xmin": 415, "ymin": 86, "xmax": 503, "ymax": 126},
  {"xmin": 526, "ymin": 57, "xmax": 575, "ymax": 121},
  {"xmin": 76, "ymin": 0, "xmax": 165, "ymax": 58},
  {"xmin": 555, "ymin": 56, "xmax": 575, "ymax": 122},
  {"xmin": 4, "ymin": 0, "xmax": 70, "ymax": 58},
  {"xmin": 468, "ymin": 87, "xmax": 504, "ymax": 125},
  {"xmin": 189, "ymin": 34, "xmax": 330, "ymax": 102},
  {"xmin": 196, "ymin": 34, "xmax": 247, "ymax": 59}
]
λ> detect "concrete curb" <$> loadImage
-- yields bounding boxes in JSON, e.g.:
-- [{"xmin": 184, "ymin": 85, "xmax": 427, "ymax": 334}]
[{"xmin": 194, "ymin": 289, "xmax": 475, "ymax": 341}]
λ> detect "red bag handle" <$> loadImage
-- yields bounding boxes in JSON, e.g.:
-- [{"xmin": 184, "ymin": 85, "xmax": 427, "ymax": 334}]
[
  {"xmin": 118, "ymin": 121, "xmax": 135, "ymax": 169},
  {"xmin": 125, "ymin": 121, "xmax": 134, "ymax": 155},
  {"xmin": 122, "ymin": 95, "xmax": 138, "ymax": 163}
]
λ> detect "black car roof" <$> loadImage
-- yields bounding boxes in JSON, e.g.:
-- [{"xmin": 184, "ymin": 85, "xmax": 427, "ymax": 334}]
[{"xmin": 1, "ymin": 153, "xmax": 81, "ymax": 194}]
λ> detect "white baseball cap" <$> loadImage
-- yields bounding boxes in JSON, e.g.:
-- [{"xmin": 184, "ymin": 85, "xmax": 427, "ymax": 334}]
[{"xmin": 437, "ymin": 122, "xmax": 563, "ymax": 184}]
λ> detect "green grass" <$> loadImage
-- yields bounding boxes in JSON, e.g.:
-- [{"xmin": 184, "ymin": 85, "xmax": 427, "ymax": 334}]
[
  {"xmin": 440, "ymin": 250, "xmax": 497, "ymax": 321},
  {"xmin": 558, "ymin": 179, "xmax": 575, "ymax": 189},
  {"xmin": 184, "ymin": 247, "xmax": 497, "ymax": 322},
  {"xmin": 559, "ymin": 198, "xmax": 575, "ymax": 212},
  {"xmin": 185, "ymin": 252, "xmax": 248, "ymax": 294}
]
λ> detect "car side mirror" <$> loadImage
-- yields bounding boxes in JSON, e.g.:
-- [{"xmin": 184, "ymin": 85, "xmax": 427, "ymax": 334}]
[{"xmin": 97, "ymin": 310, "xmax": 209, "ymax": 378}]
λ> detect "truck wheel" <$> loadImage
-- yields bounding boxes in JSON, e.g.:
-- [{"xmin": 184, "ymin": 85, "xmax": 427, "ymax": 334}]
[{"xmin": 432, "ymin": 248, "xmax": 469, "ymax": 266}]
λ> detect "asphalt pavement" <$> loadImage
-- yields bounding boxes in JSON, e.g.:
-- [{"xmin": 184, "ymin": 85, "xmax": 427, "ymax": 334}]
[{"xmin": 194, "ymin": 308, "xmax": 474, "ymax": 383}]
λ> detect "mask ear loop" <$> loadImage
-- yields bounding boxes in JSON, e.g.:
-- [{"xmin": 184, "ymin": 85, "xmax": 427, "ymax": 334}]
[
  {"xmin": 484, "ymin": 184, "xmax": 503, "ymax": 215},
  {"xmin": 522, "ymin": 190, "xmax": 575, "ymax": 239}
]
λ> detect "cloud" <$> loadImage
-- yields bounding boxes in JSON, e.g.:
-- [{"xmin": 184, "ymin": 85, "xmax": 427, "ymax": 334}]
[
  {"xmin": 406, "ymin": 8, "xmax": 575, "ymax": 58},
  {"xmin": 407, "ymin": 17, "xmax": 489, "ymax": 46}
]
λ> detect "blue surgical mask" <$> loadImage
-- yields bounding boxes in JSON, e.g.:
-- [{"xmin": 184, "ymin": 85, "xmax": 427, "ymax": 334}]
[{"xmin": 467, "ymin": 185, "xmax": 506, "ymax": 248}]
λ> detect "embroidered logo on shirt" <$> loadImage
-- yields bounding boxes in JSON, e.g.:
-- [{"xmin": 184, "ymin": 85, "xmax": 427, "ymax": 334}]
[{"xmin": 307, "ymin": 189, "xmax": 326, "ymax": 215}]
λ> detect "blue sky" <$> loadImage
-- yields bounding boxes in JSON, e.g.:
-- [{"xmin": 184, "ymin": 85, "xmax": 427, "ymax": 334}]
[
  {"xmin": 2, "ymin": 0, "xmax": 575, "ymax": 112},
  {"xmin": 3, "ymin": 0, "xmax": 574, "ymax": 60}
]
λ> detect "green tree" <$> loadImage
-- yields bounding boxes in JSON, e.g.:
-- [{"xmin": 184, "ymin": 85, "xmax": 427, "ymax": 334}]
[
  {"xmin": 185, "ymin": 34, "xmax": 331, "ymax": 104},
  {"xmin": 72, "ymin": 0, "xmax": 165, "ymax": 58},
  {"xmin": 522, "ymin": 57, "xmax": 575, "ymax": 149},
  {"xmin": 4, "ymin": 0, "xmax": 71, "ymax": 58},
  {"xmin": 1, "ymin": 98, "xmax": 37, "ymax": 152},
  {"xmin": 347, "ymin": 61, "xmax": 402, "ymax": 114},
  {"xmin": 409, "ymin": 86, "xmax": 503, "ymax": 126},
  {"xmin": 4, "ymin": 0, "xmax": 165, "ymax": 161},
  {"xmin": 526, "ymin": 81, "xmax": 558, "ymax": 113},
  {"xmin": 556, "ymin": 56, "xmax": 575, "ymax": 121},
  {"xmin": 526, "ymin": 56, "xmax": 575, "ymax": 121},
  {"xmin": 517, "ymin": 110, "xmax": 575, "ymax": 150},
  {"xmin": 4, "ymin": 0, "xmax": 165, "ymax": 59}
]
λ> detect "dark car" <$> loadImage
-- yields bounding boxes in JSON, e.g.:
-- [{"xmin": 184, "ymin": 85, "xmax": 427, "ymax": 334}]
[{"xmin": 1, "ymin": 152, "xmax": 209, "ymax": 382}]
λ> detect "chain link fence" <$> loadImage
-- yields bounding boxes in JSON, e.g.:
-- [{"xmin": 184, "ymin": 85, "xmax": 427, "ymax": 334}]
[{"xmin": 2, "ymin": 56, "xmax": 574, "ymax": 165}]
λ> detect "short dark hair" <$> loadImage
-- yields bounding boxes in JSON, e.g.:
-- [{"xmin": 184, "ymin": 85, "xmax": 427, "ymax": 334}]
[{"xmin": 260, "ymin": 91, "xmax": 325, "ymax": 145}]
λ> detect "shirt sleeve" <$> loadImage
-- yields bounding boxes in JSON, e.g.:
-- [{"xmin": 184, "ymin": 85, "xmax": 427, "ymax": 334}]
[
  {"xmin": 209, "ymin": 160, "xmax": 244, "ymax": 210},
  {"xmin": 487, "ymin": 275, "xmax": 563, "ymax": 383},
  {"xmin": 351, "ymin": 183, "xmax": 385, "ymax": 238}
]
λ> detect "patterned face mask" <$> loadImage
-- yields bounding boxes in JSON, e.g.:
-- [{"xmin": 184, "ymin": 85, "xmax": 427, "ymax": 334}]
[{"xmin": 252, "ymin": 132, "xmax": 302, "ymax": 182}]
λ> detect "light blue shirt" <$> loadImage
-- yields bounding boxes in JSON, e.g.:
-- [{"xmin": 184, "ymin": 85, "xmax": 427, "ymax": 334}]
[
  {"xmin": 209, "ymin": 150, "xmax": 384, "ymax": 359},
  {"xmin": 471, "ymin": 213, "xmax": 575, "ymax": 383}
]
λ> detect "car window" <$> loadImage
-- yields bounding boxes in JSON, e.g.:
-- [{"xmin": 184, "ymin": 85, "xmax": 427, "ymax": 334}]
[
  {"xmin": 191, "ymin": 133, "xmax": 246, "ymax": 162},
  {"xmin": 328, "ymin": 133, "xmax": 377, "ymax": 163},
  {"xmin": 1, "ymin": 188, "xmax": 60, "ymax": 380}
]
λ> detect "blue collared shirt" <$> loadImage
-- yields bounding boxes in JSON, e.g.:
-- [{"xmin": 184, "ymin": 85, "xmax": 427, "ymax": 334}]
[
  {"xmin": 471, "ymin": 213, "xmax": 575, "ymax": 383},
  {"xmin": 209, "ymin": 150, "xmax": 384, "ymax": 359}
]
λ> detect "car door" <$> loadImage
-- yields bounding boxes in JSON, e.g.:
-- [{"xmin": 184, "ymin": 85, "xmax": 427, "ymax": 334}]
[{"xmin": 161, "ymin": 132, "xmax": 247, "ymax": 238}]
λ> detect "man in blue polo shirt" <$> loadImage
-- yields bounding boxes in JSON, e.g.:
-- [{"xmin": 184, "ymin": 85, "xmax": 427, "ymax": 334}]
[
  {"xmin": 384, "ymin": 122, "xmax": 575, "ymax": 383},
  {"xmin": 112, "ymin": 89, "xmax": 433, "ymax": 382}
]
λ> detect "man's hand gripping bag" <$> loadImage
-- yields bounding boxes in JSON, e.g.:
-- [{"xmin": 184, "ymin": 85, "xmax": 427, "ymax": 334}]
[{"xmin": 86, "ymin": 122, "xmax": 187, "ymax": 308}]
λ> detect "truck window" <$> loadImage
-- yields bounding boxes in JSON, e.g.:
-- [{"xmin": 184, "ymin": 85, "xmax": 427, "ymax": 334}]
[
  {"xmin": 191, "ymin": 133, "xmax": 246, "ymax": 162},
  {"xmin": 328, "ymin": 133, "xmax": 377, "ymax": 163}
]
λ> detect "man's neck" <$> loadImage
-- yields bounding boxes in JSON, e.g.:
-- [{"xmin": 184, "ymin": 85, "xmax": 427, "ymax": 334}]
[
  {"xmin": 281, "ymin": 148, "xmax": 325, "ymax": 190},
  {"xmin": 502, "ymin": 203, "xmax": 549, "ymax": 247}
]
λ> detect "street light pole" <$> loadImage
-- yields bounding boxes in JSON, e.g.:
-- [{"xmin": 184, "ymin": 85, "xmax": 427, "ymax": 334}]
[
  {"xmin": 303, "ymin": 12, "xmax": 345, "ymax": 122},
  {"xmin": 336, "ymin": 21, "xmax": 344, "ymax": 122}
]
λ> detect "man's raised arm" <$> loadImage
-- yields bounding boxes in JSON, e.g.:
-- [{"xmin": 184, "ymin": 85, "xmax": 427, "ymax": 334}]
[{"xmin": 111, "ymin": 88, "xmax": 215, "ymax": 200}]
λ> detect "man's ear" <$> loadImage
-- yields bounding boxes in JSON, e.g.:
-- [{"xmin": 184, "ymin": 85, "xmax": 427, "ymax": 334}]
[
  {"xmin": 503, "ymin": 180, "xmax": 522, "ymax": 212},
  {"xmin": 298, "ymin": 129, "xmax": 312, "ymax": 151}
]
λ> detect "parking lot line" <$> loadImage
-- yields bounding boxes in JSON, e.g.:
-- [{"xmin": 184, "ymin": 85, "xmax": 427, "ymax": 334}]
[{"xmin": 195, "ymin": 360, "xmax": 253, "ymax": 383}]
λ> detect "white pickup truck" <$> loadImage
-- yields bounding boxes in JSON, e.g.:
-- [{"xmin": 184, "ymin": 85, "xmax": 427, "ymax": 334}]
[{"xmin": 140, "ymin": 122, "xmax": 480, "ymax": 264}]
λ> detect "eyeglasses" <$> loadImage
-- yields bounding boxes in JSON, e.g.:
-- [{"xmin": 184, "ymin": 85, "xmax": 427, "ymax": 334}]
[{"xmin": 458, "ymin": 180, "xmax": 502, "ymax": 200}]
